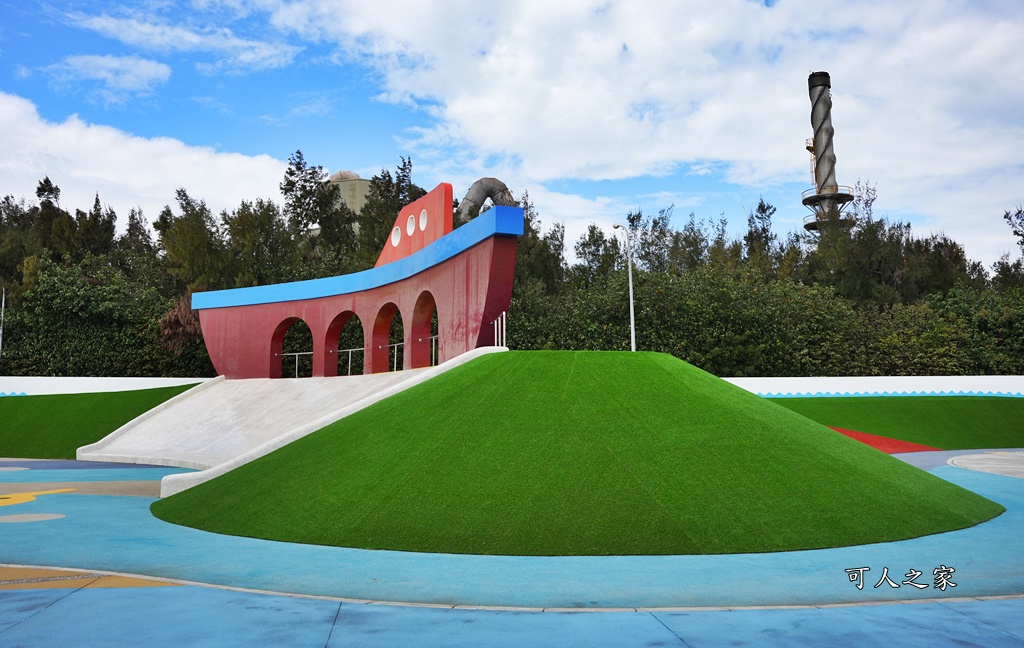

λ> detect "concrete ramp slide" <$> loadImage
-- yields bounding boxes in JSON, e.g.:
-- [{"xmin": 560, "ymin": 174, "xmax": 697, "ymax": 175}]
[{"xmin": 78, "ymin": 347, "xmax": 504, "ymax": 497}]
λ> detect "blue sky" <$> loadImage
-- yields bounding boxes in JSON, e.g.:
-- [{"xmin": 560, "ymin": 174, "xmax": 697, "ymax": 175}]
[{"xmin": 2, "ymin": 0, "xmax": 1023, "ymax": 267}]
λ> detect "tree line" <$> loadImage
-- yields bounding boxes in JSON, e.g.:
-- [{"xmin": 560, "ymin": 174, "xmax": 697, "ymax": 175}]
[
  {"xmin": 1, "ymin": 156, "xmax": 1022, "ymax": 377},
  {"xmin": 512, "ymin": 185, "xmax": 1024, "ymax": 376}
]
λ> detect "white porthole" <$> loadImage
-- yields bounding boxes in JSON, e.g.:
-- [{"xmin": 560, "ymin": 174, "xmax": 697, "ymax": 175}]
[
  {"xmin": 406, "ymin": 214, "xmax": 416, "ymax": 236},
  {"xmin": 419, "ymin": 208, "xmax": 428, "ymax": 231},
  {"xmin": 391, "ymin": 226, "xmax": 401, "ymax": 246}
]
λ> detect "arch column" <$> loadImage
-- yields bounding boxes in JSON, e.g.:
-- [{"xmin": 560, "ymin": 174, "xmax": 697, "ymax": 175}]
[
  {"xmin": 408, "ymin": 291, "xmax": 438, "ymax": 369},
  {"xmin": 368, "ymin": 303, "xmax": 400, "ymax": 374},
  {"xmin": 322, "ymin": 312, "xmax": 347, "ymax": 378},
  {"xmin": 269, "ymin": 317, "xmax": 298, "ymax": 378},
  {"xmin": 322, "ymin": 310, "xmax": 366, "ymax": 377}
]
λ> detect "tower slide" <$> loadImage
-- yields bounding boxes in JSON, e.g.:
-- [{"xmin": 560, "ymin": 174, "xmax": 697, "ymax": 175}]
[{"xmin": 77, "ymin": 347, "xmax": 505, "ymax": 497}]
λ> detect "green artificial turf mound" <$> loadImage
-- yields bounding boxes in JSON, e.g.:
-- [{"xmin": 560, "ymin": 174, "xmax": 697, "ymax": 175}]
[
  {"xmin": 0, "ymin": 385, "xmax": 195, "ymax": 459},
  {"xmin": 151, "ymin": 352, "xmax": 1003, "ymax": 556},
  {"xmin": 771, "ymin": 396, "xmax": 1024, "ymax": 450}
]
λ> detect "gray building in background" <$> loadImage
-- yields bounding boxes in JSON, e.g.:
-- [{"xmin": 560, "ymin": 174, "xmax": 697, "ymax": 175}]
[{"xmin": 328, "ymin": 170, "xmax": 371, "ymax": 215}]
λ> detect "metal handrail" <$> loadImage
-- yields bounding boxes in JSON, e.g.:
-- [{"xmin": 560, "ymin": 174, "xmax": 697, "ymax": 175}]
[
  {"xmin": 801, "ymin": 185, "xmax": 854, "ymax": 201},
  {"xmin": 377, "ymin": 342, "xmax": 404, "ymax": 371},
  {"xmin": 328, "ymin": 346, "xmax": 364, "ymax": 376},
  {"xmin": 279, "ymin": 337, "xmax": 437, "ymax": 377},
  {"xmin": 491, "ymin": 311, "xmax": 507, "ymax": 347},
  {"xmin": 275, "ymin": 351, "xmax": 312, "ymax": 378},
  {"xmin": 416, "ymin": 335, "xmax": 439, "ymax": 366}
]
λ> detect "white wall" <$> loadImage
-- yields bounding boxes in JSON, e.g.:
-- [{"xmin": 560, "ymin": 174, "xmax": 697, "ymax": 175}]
[
  {"xmin": 725, "ymin": 375, "xmax": 1024, "ymax": 398},
  {"xmin": 0, "ymin": 377, "xmax": 210, "ymax": 396},
  {"xmin": 4, "ymin": 373, "xmax": 1024, "ymax": 398}
]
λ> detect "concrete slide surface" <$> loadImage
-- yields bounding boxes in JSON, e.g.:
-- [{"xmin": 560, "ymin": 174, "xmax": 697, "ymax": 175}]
[{"xmin": 77, "ymin": 347, "xmax": 504, "ymax": 496}]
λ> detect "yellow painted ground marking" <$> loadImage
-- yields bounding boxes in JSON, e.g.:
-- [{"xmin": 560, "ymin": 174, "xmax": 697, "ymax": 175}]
[
  {"xmin": 0, "ymin": 488, "xmax": 75, "ymax": 507},
  {"xmin": 0, "ymin": 567, "xmax": 178, "ymax": 590},
  {"xmin": 0, "ymin": 567, "xmax": 78, "ymax": 581}
]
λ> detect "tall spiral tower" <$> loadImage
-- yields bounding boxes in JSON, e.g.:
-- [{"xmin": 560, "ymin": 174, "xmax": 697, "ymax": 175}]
[{"xmin": 802, "ymin": 71, "xmax": 853, "ymax": 231}]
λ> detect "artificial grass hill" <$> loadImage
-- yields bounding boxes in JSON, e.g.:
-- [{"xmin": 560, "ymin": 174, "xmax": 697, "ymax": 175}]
[
  {"xmin": 772, "ymin": 396, "xmax": 1024, "ymax": 450},
  {"xmin": 0, "ymin": 385, "xmax": 195, "ymax": 459},
  {"xmin": 151, "ymin": 352, "xmax": 1003, "ymax": 556}
]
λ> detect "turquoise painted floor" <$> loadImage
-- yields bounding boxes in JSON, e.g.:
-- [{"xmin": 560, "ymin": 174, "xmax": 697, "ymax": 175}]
[
  {"xmin": 2, "ymin": 587, "xmax": 1023, "ymax": 647},
  {"xmin": 1, "ymin": 455, "xmax": 1023, "ymax": 646}
]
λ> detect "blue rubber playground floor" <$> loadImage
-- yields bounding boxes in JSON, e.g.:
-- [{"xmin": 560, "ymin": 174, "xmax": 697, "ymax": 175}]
[{"xmin": 1, "ymin": 454, "xmax": 1023, "ymax": 647}]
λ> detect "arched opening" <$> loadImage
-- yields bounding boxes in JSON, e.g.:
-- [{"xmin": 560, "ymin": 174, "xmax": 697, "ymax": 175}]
[
  {"xmin": 271, "ymin": 318, "xmax": 313, "ymax": 378},
  {"xmin": 410, "ymin": 291, "xmax": 439, "ymax": 368},
  {"xmin": 370, "ymin": 303, "xmax": 404, "ymax": 373},
  {"xmin": 326, "ymin": 311, "xmax": 365, "ymax": 376}
]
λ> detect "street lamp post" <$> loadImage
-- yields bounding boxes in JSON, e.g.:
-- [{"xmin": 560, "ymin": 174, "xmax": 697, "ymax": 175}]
[
  {"xmin": 0, "ymin": 287, "xmax": 5, "ymax": 369},
  {"xmin": 612, "ymin": 224, "xmax": 636, "ymax": 352}
]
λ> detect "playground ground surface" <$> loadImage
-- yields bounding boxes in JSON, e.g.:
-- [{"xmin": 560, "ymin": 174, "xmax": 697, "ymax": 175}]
[{"xmin": 2, "ymin": 451, "xmax": 1023, "ymax": 647}]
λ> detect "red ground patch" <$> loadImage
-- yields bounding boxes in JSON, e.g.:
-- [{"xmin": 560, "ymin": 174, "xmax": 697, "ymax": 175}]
[{"xmin": 828, "ymin": 427, "xmax": 942, "ymax": 454}]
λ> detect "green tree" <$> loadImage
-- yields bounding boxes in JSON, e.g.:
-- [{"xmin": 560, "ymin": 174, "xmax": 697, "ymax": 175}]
[
  {"xmin": 154, "ymin": 189, "xmax": 228, "ymax": 292},
  {"xmin": 0, "ymin": 195, "xmax": 38, "ymax": 292},
  {"xmin": 31, "ymin": 177, "xmax": 76, "ymax": 262},
  {"xmin": 667, "ymin": 212, "xmax": 709, "ymax": 273},
  {"xmin": 3, "ymin": 254, "xmax": 211, "ymax": 377},
  {"xmin": 926, "ymin": 284, "xmax": 1024, "ymax": 374},
  {"xmin": 992, "ymin": 254, "xmax": 1024, "ymax": 293},
  {"xmin": 573, "ymin": 223, "xmax": 621, "ymax": 285},
  {"xmin": 75, "ymin": 194, "xmax": 116, "ymax": 258},
  {"xmin": 799, "ymin": 181, "xmax": 977, "ymax": 304},
  {"xmin": 221, "ymin": 199, "xmax": 295, "ymax": 288},
  {"xmin": 281, "ymin": 151, "xmax": 335, "ymax": 232},
  {"xmin": 707, "ymin": 217, "xmax": 743, "ymax": 271},
  {"xmin": 627, "ymin": 207, "xmax": 674, "ymax": 274},
  {"xmin": 994, "ymin": 206, "xmax": 1024, "ymax": 293},
  {"xmin": 279, "ymin": 150, "xmax": 356, "ymax": 270},
  {"xmin": 355, "ymin": 157, "xmax": 426, "ymax": 269},
  {"xmin": 108, "ymin": 207, "xmax": 176, "ymax": 300},
  {"xmin": 511, "ymin": 191, "xmax": 565, "ymax": 304},
  {"xmin": 743, "ymin": 197, "xmax": 777, "ymax": 277},
  {"xmin": 116, "ymin": 208, "xmax": 156, "ymax": 257},
  {"xmin": 1003, "ymin": 205, "xmax": 1024, "ymax": 253}
]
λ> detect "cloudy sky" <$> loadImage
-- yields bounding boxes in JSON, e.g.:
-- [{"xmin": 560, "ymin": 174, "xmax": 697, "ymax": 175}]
[{"xmin": 1, "ymin": 0, "xmax": 1022, "ymax": 267}]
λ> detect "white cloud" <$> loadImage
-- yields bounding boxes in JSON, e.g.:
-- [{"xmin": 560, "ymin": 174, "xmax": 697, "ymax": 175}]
[
  {"xmin": 255, "ymin": 0, "xmax": 1024, "ymax": 265},
  {"xmin": 0, "ymin": 92, "xmax": 286, "ymax": 229},
  {"xmin": 191, "ymin": 95, "xmax": 234, "ymax": 115},
  {"xmin": 69, "ymin": 12, "xmax": 301, "ymax": 73},
  {"xmin": 255, "ymin": 1, "xmax": 1019, "ymax": 185},
  {"xmin": 12, "ymin": 0, "xmax": 1024, "ymax": 265},
  {"xmin": 41, "ymin": 54, "xmax": 171, "ymax": 105},
  {"xmin": 285, "ymin": 92, "xmax": 335, "ymax": 118}
]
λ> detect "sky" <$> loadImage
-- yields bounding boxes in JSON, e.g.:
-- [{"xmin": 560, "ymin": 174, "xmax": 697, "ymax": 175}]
[{"xmin": 1, "ymin": 0, "xmax": 1023, "ymax": 268}]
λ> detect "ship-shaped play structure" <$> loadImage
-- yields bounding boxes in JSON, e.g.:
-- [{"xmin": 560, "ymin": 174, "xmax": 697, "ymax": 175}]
[
  {"xmin": 192, "ymin": 181, "xmax": 524, "ymax": 379},
  {"xmin": 78, "ymin": 180, "xmax": 523, "ymax": 494}
]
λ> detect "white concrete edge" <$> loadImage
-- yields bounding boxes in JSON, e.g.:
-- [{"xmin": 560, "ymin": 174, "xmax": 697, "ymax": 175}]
[
  {"xmin": 158, "ymin": 347, "xmax": 508, "ymax": 497},
  {"xmin": 725, "ymin": 375, "xmax": 1024, "ymax": 398},
  {"xmin": 0, "ymin": 376, "xmax": 211, "ymax": 396},
  {"xmin": 77, "ymin": 377, "xmax": 226, "ymax": 463},
  {"xmin": 71, "ymin": 453, "xmax": 213, "ymax": 471}
]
